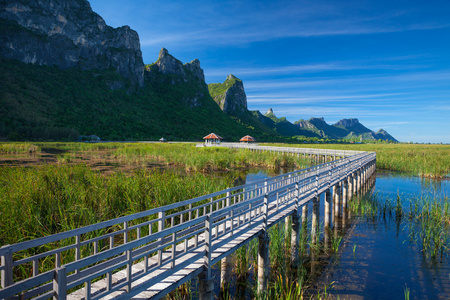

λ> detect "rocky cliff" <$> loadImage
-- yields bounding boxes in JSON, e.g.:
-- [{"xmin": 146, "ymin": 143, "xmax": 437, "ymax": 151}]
[
  {"xmin": 208, "ymin": 74, "xmax": 247, "ymax": 116},
  {"xmin": 0, "ymin": 0, "xmax": 144, "ymax": 87},
  {"xmin": 334, "ymin": 118, "xmax": 371, "ymax": 135},
  {"xmin": 295, "ymin": 117, "xmax": 398, "ymax": 141},
  {"xmin": 250, "ymin": 108, "xmax": 319, "ymax": 137},
  {"xmin": 145, "ymin": 48, "xmax": 207, "ymax": 107}
]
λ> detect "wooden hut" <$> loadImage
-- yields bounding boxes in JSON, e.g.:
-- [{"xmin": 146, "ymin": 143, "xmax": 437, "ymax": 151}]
[
  {"xmin": 239, "ymin": 135, "xmax": 256, "ymax": 143},
  {"xmin": 203, "ymin": 133, "xmax": 223, "ymax": 145}
]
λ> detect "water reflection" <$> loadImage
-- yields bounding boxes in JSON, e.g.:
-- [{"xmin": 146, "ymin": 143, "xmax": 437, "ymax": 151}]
[
  {"xmin": 375, "ymin": 171, "xmax": 450, "ymax": 199},
  {"xmin": 243, "ymin": 169, "xmax": 450, "ymax": 299}
]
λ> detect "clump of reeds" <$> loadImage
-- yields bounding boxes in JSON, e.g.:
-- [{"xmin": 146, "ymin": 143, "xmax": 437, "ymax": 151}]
[
  {"xmin": 0, "ymin": 164, "xmax": 232, "ymax": 279},
  {"xmin": 350, "ymin": 192, "xmax": 450, "ymax": 260},
  {"xmin": 0, "ymin": 142, "xmax": 41, "ymax": 154},
  {"xmin": 407, "ymin": 196, "xmax": 450, "ymax": 259},
  {"xmin": 266, "ymin": 142, "xmax": 450, "ymax": 178},
  {"xmin": 348, "ymin": 192, "xmax": 395, "ymax": 219}
]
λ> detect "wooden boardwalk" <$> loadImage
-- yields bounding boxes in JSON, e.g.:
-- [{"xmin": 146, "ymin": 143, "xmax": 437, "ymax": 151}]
[{"xmin": 0, "ymin": 146, "xmax": 376, "ymax": 300}]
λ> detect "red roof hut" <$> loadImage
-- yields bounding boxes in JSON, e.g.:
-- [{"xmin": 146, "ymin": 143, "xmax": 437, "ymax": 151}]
[
  {"xmin": 239, "ymin": 135, "xmax": 256, "ymax": 143},
  {"xmin": 203, "ymin": 133, "xmax": 223, "ymax": 144}
]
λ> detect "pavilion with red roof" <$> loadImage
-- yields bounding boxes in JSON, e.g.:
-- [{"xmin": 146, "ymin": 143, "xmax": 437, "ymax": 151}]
[
  {"xmin": 203, "ymin": 133, "xmax": 223, "ymax": 145},
  {"xmin": 239, "ymin": 135, "xmax": 256, "ymax": 143}
]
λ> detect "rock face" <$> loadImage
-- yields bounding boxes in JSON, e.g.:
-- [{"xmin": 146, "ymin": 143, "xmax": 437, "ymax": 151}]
[
  {"xmin": 0, "ymin": 0, "xmax": 144, "ymax": 87},
  {"xmin": 374, "ymin": 129, "xmax": 398, "ymax": 142},
  {"xmin": 208, "ymin": 74, "xmax": 247, "ymax": 116},
  {"xmin": 148, "ymin": 48, "xmax": 205, "ymax": 83},
  {"xmin": 146, "ymin": 48, "xmax": 207, "ymax": 107},
  {"xmin": 334, "ymin": 118, "xmax": 371, "ymax": 134},
  {"xmin": 294, "ymin": 117, "xmax": 398, "ymax": 141}
]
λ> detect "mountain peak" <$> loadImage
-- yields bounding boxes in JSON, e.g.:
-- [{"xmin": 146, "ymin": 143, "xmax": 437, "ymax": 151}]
[
  {"xmin": 208, "ymin": 74, "xmax": 247, "ymax": 116},
  {"xmin": 309, "ymin": 117, "xmax": 326, "ymax": 123},
  {"xmin": 226, "ymin": 74, "xmax": 241, "ymax": 81},
  {"xmin": 0, "ymin": 0, "xmax": 145, "ymax": 87},
  {"xmin": 335, "ymin": 118, "xmax": 360, "ymax": 127},
  {"xmin": 265, "ymin": 108, "xmax": 274, "ymax": 115}
]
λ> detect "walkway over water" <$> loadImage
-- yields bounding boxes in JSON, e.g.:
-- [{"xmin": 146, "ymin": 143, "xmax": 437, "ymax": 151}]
[{"xmin": 0, "ymin": 145, "xmax": 376, "ymax": 300}]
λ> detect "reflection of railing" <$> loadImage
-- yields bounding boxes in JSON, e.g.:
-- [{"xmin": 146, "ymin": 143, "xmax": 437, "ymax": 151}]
[{"xmin": 0, "ymin": 147, "xmax": 375, "ymax": 300}]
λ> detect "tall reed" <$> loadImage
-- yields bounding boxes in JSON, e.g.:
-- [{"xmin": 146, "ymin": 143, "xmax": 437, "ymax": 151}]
[
  {"xmin": 267, "ymin": 143, "xmax": 450, "ymax": 178},
  {"xmin": 0, "ymin": 142, "xmax": 40, "ymax": 153}
]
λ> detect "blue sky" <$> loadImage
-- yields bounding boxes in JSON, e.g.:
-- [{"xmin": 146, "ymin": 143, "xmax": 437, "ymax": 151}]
[{"xmin": 90, "ymin": 0, "xmax": 450, "ymax": 143}]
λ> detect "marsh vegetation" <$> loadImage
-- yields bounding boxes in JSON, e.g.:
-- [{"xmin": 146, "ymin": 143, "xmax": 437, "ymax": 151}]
[{"xmin": 1, "ymin": 142, "xmax": 449, "ymax": 299}]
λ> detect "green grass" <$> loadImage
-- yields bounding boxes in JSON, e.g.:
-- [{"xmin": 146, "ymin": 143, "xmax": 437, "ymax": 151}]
[
  {"xmin": 266, "ymin": 143, "xmax": 450, "ymax": 178},
  {"xmin": 113, "ymin": 143, "xmax": 311, "ymax": 171},
  {"xmin": 0, "ymin": 164, "xmax": 233, "ymax": 280},
  {"xmin": 0, "ymin": 142, "xmax": 41, "ymax": 153}
]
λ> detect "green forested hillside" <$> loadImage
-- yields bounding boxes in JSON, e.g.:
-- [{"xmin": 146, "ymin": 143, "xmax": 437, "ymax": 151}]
[{"xmin": 0, "ymin": 58, "xmax": 277, "ymax": 141}]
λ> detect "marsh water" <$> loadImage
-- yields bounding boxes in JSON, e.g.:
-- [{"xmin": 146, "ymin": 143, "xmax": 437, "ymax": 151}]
[
  {"xmin": 246, "ymin": 169, "xmax": 450, "ymax": 299},
  {"xmin": 320, "ymin": 172, "xmax": 450, "ymax": 300},
  {"xmin": 2, "ymin": 148, "xmax": 449, "ymax": 299}
]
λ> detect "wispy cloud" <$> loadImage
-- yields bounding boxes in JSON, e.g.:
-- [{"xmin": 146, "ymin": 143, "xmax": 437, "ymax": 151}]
[
  {"xmin": 135, "ymin": 0, "xmax": 450, "ymax": 49},
  {"xmin": 247, "ymin": 93, "xmax": 408, "ymax": 105}
]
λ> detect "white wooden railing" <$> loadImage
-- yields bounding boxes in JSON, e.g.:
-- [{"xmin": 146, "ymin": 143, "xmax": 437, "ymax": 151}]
[{"xmin": 0, "ymin": 147, "xmax": 375, "ymax": 300}]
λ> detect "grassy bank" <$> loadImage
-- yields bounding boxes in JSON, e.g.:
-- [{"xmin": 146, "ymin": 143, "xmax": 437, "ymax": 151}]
[
  {"xmin": 0, "ymin": 142, "xmax": 311, "ymax": 171},
  {"xmin": 0, "ymin": 164, "xmax": 233, "ymax": 246},
  {"xmin": 0, "ymin": 142, "xmax": 41, "ymax": 154},
  {"xmin": 267, "ymin": 143, "xmax": 450, "ymax": 178},
  {"xmin": 113, "ymin": 143, "xmax": 310, "ymax": 171}
]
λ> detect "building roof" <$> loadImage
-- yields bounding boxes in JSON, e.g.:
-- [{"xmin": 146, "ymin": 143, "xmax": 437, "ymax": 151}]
[
  {"xmin": 239, "ymin": 135, "xmax": 256, "ymax": 142},
  {"xmin": 203, "ymin": 133, "xmax": 223, "ymax": 140}
]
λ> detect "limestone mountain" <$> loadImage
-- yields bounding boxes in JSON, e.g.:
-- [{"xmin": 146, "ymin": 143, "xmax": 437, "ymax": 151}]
[
  {"xmin": 0, "ymin": 0, "xmax": 144, "ymax": 87},
  {"xmin": 334, "ymin": 119, "xmax": 371, "ymax": 135},
  {"xmin": 207, "ymin": 76, "xmax": 278, "ymax": 137},
  {"xmin": 249, "ymin": 109, "xmax": 320, "ymax": 138},
  {"xmin": 295, "ymin": 117, "xmax": 398, "ymax": 142},
  {"xmin": 146, "ymin": 48, "xmax": 208, "ymax": 108},
  {"xmin": 373, "ymin": 129, "xmax": 398, "ymax": 142},
  {"xmin": 0, "ymin": 0, "xmax": 397, "ymax": 143},
  {"xmin": 208, "ymin": 74, "xmax": 247, "ymax": 115}
]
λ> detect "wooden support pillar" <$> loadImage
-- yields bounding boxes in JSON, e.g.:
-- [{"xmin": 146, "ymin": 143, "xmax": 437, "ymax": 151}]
[
  {"xmin": 311, "ymin": 196, "xmax": 320, "ymax": 244},
  {"xmin": 333, "ymin": 183, "xmax": 340, "ymax": 220},
  {"xmin": 348, "ymin": 176, "xmax": 353, "ymax": 201},
  {"xmin": 290, "ymin": 212, "xmax": 300, "ymax": 267},
  {"xmin": 220, "ymin": 256, "xmax": 232, "ymax": 291},
  {"xmin": 257, "ymin": 233, "xmax": 270, "ymax": 295},
  {"xmin": 331, "ymin": 185, "xmax": 336, "ymax": 224},
  {"xmin": 198, "ymin": 272, "xmax": 214, "ymax": 300},
  {"xmin": 285, "ymin": 216, "xmax": 290, "ymax": 236},
  {"xmin": 324, "ymin": 189, "xmax": 331, "ymax": 230},
  {"xmin": 353, "ymin": 173, "xmax": 358, "ymax": 196},
  {"xmin": 342, "ymin": 180, "xmax": 348, "ymax": 210},
  {"xmin": 301, "ymin": 205, "xmax": 308, "ymax": 252}
]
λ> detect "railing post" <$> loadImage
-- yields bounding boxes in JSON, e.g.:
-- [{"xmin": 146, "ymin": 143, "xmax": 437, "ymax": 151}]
[
  {"xmin": 158, "ymin": 211, "xmax": 165, "ymax": 266},
  {"xmin": 199, "ymin": 214, "xmax": 214, "ymax": 300},
  {"xmin": 257, "ymin": 193, "xmax": 270, "ymax": 295},
  {"xmin": 53, "ymin": 266, "xmax": 67, "ymax": 300},
  {"xmin": 1, "ymin": 245, "xmax": 13, "ymax": 290},
  {"xmin": 220, "ymin": 191, "xmax": 232, "ymax": 292}
]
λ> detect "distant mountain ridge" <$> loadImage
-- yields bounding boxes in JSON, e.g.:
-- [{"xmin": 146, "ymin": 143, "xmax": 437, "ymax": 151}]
[
  {"xmin": 0, "ymin": 0, "xmax": 398, "ymax": 143},
  {"xmin": 294, "ymin": 116, "xmax": 398, "ymax": 142}
]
